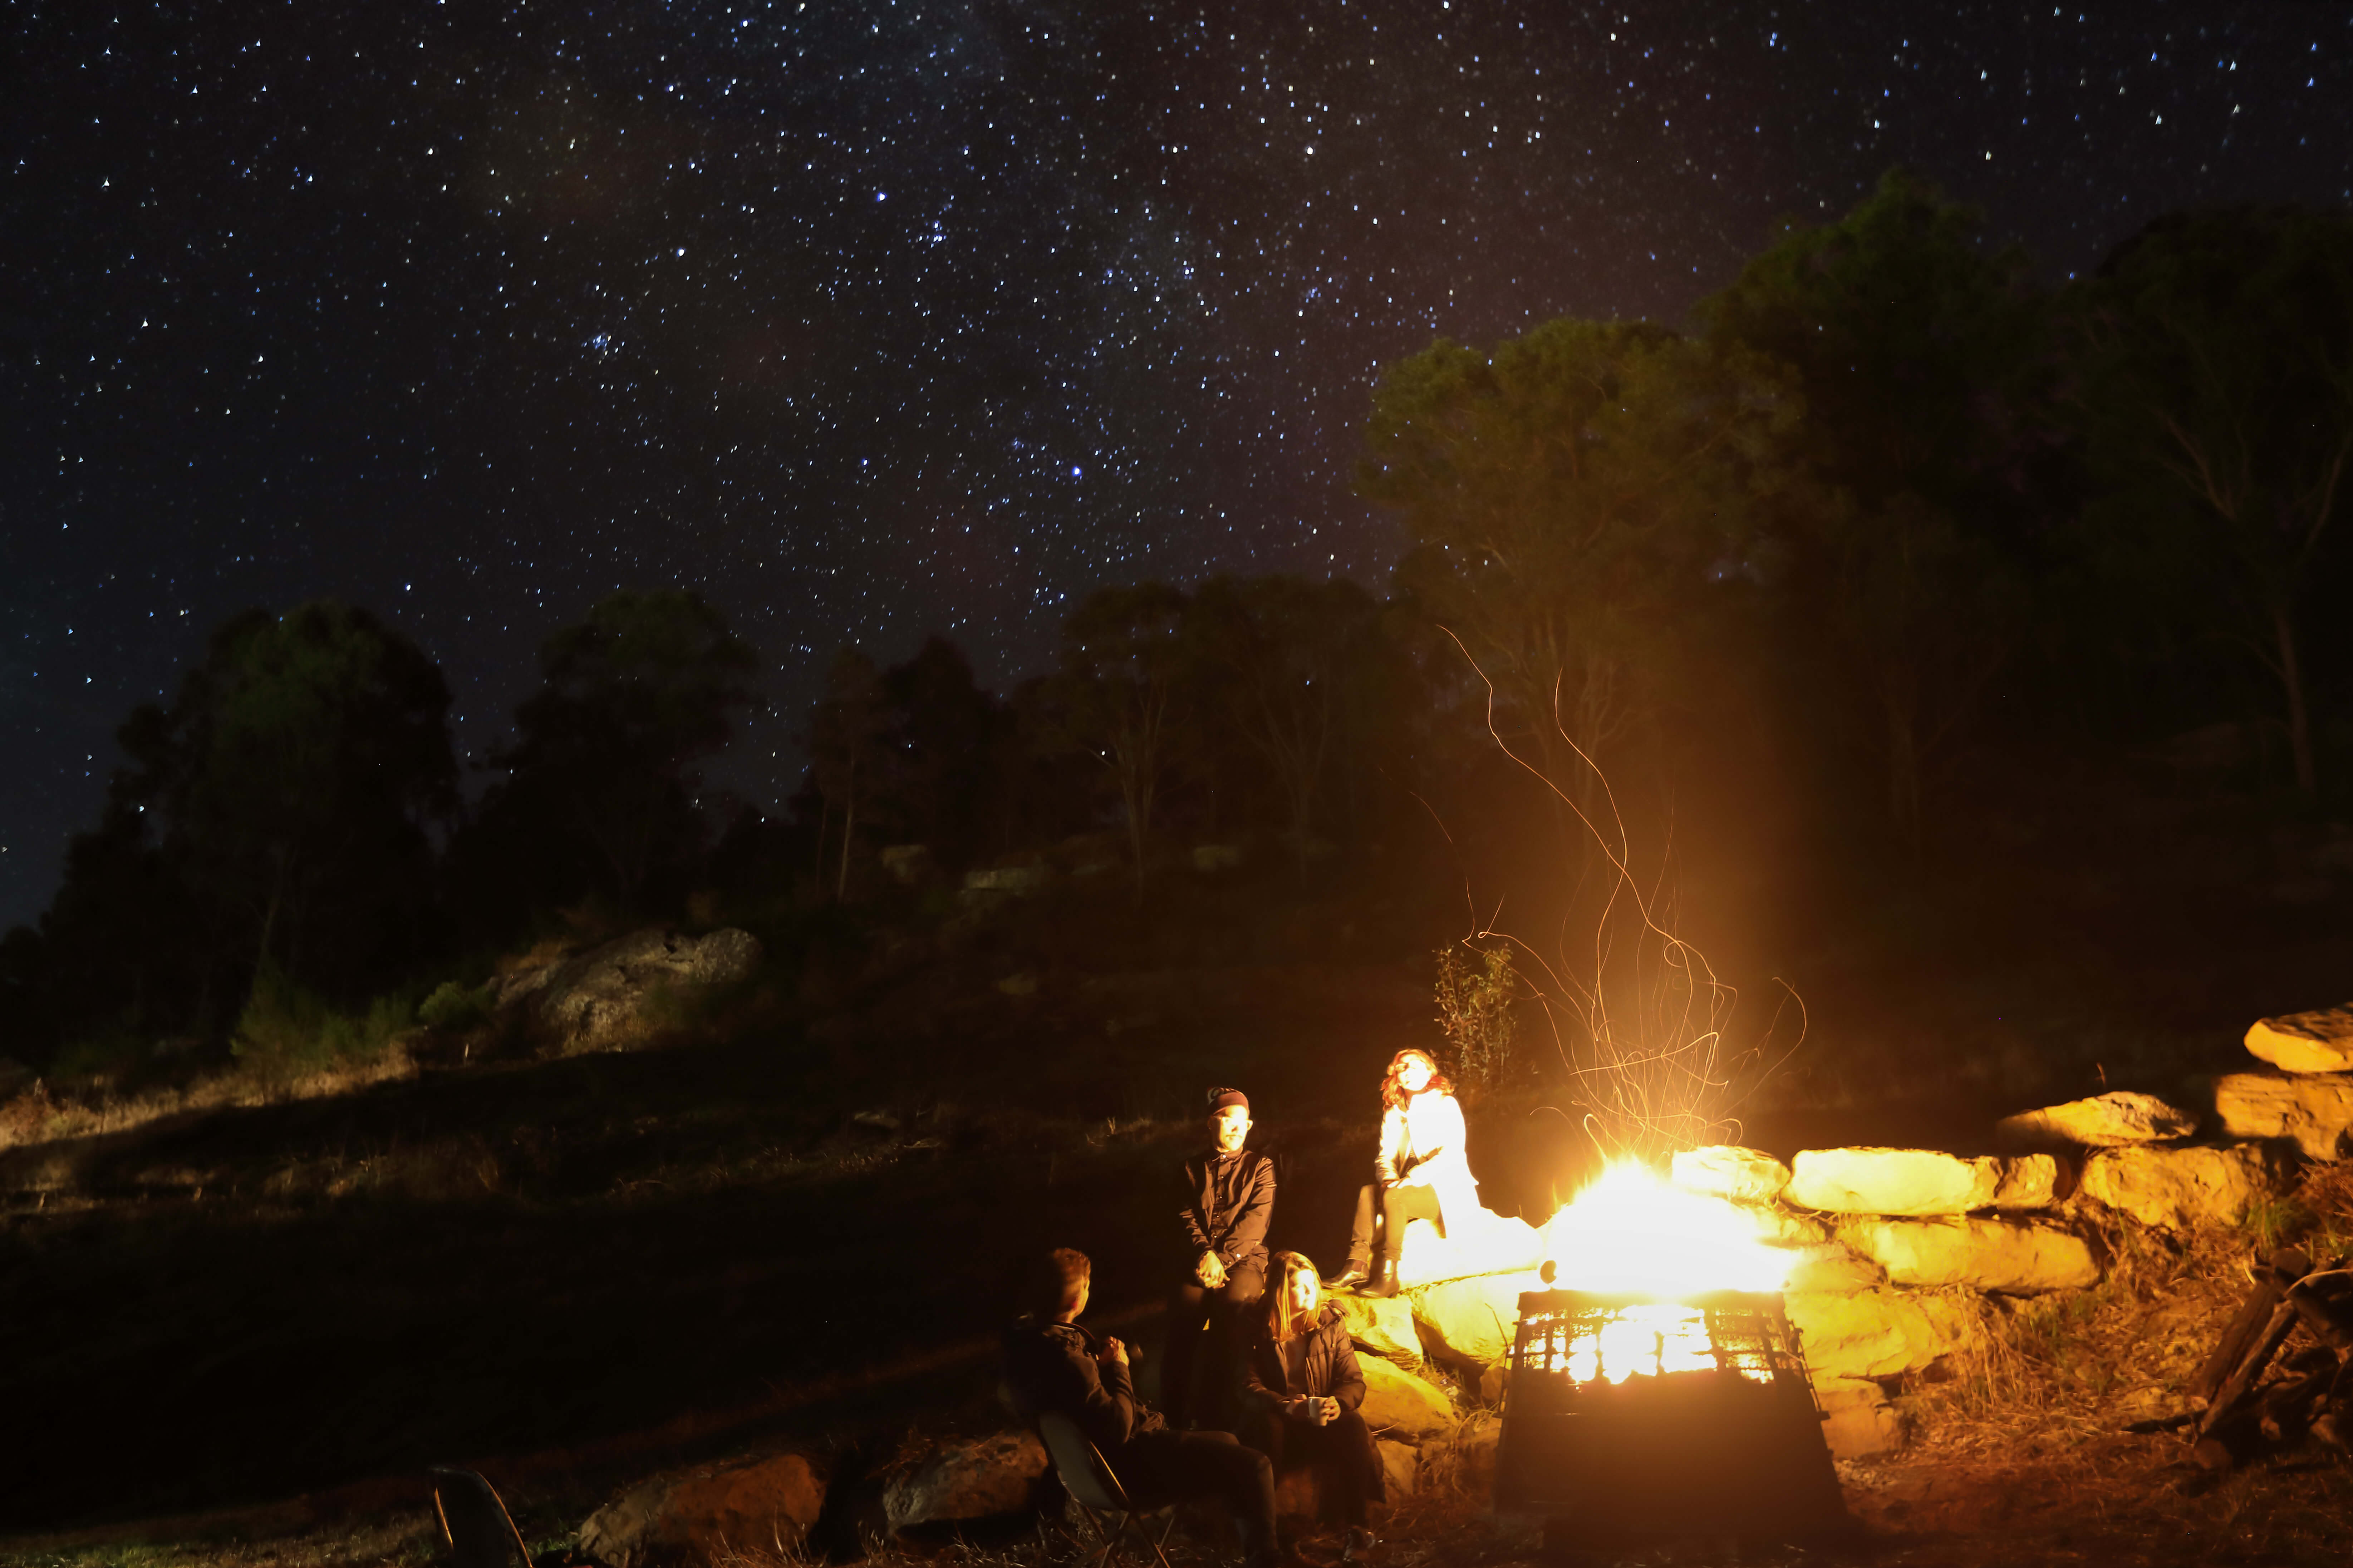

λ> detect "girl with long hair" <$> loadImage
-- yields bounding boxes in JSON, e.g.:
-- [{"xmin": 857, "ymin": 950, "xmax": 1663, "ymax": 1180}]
[
  {"xmin": 1238, "ymin": 1251, "xmax": 1382, "ymax": 1547},
  {"xmin": 1321, "ymin": 1048, "xmax": 1477, "ymax": 1297}
]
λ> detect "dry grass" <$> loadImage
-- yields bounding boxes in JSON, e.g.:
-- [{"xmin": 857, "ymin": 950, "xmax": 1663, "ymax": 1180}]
[{"xmin": 0, "ymin": 1049, "xmax": 423, "ymax": 1157}]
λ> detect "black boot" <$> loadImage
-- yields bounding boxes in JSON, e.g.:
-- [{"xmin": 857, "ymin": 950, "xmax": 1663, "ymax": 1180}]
[
  {"xmin": 1360, "ymin": 1257, "xmax": 1403, "ymax": 1298},
  {"xmin": 1321, "ymin": 1256, "xmax": 1371, "ymax": 1290}
]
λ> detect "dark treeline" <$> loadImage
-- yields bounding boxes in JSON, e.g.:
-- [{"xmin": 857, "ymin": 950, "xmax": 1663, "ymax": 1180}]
[{"xmin": 6, "ymin": 176, "xmax": 2353, "ymax": 1078}]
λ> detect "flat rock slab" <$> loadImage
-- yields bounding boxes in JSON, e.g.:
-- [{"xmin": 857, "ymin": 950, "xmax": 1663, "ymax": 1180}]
[
  {"xmin": 2079, "ymin": 1142, "xmax": 2293, "ymax": 1231},
  {"xmin": 2215, "ymin": 1070, "xmax": 2353, "ymax": 1159},
  {"xmin": 498, "ymin": 927, "xmax": 763, "ymax": 1051},
  {"xmin": 1787, "ymin": 1148, "xmax": 2056, "ymax": 1215},
  {"xmin": 580, "ymin": 1450, "xmax": 829, "ymax": 1568},
  {"xmin": 1332, "ymin": 1293, "xmax": 1421, "ymax": 1363},
  {"xmin": 883, "ymin": 1431, "xmax": 1050, "ymax": 1534},
  {"xmin": 1780, "ymin": 1241, "xmax": 1885, "ymax": 1293},
  {"xmin": 1784, "ymin": 1287, "xmax": 1979, "ymax": 1380},
  {"xmin": 2246, "ymin": 1005, "xmax": 2353, "ymax": 1074},
  {"xmin": 1841, "ymin": 1217, "xmax": 2099, "ymax": 1293},
  {"xmin": 1393, "ymin": 1211, "xmax": 1544, "ymax": 1287},
  {"xmin": 1996, "ymin": 1091, "xmax": 2199, "ymax": 1150},
  {"xmin": 1670, "ymin": 1145, "xmax": 1792, "ymax": 1203},
  {"xmin": 1359, "ymin": 1355, "xmax": 1455, "ymax": 1440}
]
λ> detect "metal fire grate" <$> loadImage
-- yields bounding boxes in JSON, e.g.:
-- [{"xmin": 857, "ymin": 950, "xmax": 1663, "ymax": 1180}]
[{"xmin": 1494, "ymin": 1288, "xmax": 1848, "ymax": 1549}]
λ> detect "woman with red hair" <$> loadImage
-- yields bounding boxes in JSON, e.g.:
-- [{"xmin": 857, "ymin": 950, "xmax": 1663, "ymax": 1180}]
[{"xmin": 1322, "ymin": 1049, "xmax": 1477, "ymax": 1297}]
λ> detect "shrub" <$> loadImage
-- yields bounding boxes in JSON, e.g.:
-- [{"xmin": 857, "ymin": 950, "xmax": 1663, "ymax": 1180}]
[
  {"xmin": 418, "ymin": 979, "xmax": 494, "ymax": 1034},
  {"xmin": 1434, "ymin": 941, "xmax": 1520, "ymax": 1099},
  {"xmin": 232, "ymin": 966, "xmax": 416, "ymax": 1083}
]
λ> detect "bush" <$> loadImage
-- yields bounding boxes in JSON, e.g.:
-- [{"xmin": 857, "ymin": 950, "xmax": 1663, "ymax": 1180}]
[
  {"xmin": 418, "ymin": 979, "xmax": 494, "ymax": 1034},
  {"xmin": 232, "ymin": 966, "xmax": 416, "ymax": 1082},
  {"xmin": 48, "ymin": 1028, "xmax": 147, "ymax": 1086}
]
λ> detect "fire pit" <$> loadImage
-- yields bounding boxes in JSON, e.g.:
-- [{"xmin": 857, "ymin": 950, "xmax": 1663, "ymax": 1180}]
[
  {"xmin": 1490, "ymin": 1163, "xmax": 1850, "ymax": 1552},
  {"xmin": 1494, "ymin": 1285, "xmax": 1846, "ymax": 1548}
]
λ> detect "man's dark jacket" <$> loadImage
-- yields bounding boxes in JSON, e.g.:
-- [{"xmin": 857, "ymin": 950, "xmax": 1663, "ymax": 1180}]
[
  {"xmin": 1180, "ymin": 1148, "xmax": 1276, "ymax": 1268},
  {"xmin": 1002, "ymin": 1316, "xmax": 1166, "ymax": 1458},
  {"xmin": 1238, "ymin": 1304, "xmax": 1367, "ymax": 1417}
]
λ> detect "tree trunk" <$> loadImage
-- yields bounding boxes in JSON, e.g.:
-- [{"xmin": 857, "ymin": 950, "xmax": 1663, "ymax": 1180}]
[
  {"xmin": 2275, "ymin": 602, "xmax": 2319, "ymax": 798},
  {"xmin": 836, "ymin": 758, "xmax": 856, "ymax": 901}
]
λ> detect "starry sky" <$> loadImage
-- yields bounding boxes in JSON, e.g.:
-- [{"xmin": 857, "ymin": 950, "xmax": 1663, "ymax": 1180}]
[{"xmin": 3, "ymin": 1, "xmax": 2349, "ymax": 928}]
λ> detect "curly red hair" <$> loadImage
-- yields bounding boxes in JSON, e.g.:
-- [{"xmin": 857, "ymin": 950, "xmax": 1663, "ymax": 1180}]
[{"xmin": 1380, "ymin": 1048, "xmax": 1454, "ymax": 1110}]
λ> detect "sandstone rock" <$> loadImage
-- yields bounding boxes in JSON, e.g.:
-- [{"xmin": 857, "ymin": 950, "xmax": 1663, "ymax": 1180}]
[
  {"xmin": 1429, "ymin": 1415, "xmax": 1499, "ymax": 1502},
  {"xmin": 1786, "ymin": 1148, "xmax": 2005, "ymax": 1215},
  {"xmin": 1784, "ymin": 1288, "xmax": 1979, "ymax": 1380},
  {"xmin": 1840, "ymin": 1218, "xmax": 2099, "ymax": 1293},
  {"xmin": 1812, "ymin": 1377, "xmax": 1904, "ymax": 1461},
  {"xmin": 1740, "ymin": 1204, "xmax": 1829, "ymax": 1246},
  {"xmin": 497, "ymin": 928, "xmax": 762, "ymax": 1051},
  {"xmin": 2246, "ymin": 1005, "xmax": 2353, "ymax": 1074},
  {"xmin": 1359, "ymin": 1356, "xmax": 1455, "ymax": 1441},
  {"xmin": 878, "ymin": 844, "xmax": 936, "ymax": 885},
  {"xmin": 1990, "ymin": 1153, "xmax": 2066, "ymax": 1210},
  {"xmin": 1377, "ymin": 1438, "xmax": 1419, "ymax": 1500},
  {"xmin": 579, "ymin": 1450, "xmax": 829, "ymax": 1568},
  {"xmin": 883, "ymin": 1431, "xmax": 1051, "ymax": 1534},
  {"xmin": 1393, "ymin": 1210, "xmax": 1545, "ymax": 1287},
  {"xmin": 2215, "ymin": 1071, "xmax": 2353, "ymax": 1159},
  {"xmin": 2079, "ymin": 1142, "xmax": 2293, "ymax": 1231},
  {"xmin": 1332, "ymin": 1293, "xmax": 1421, "ymax": 1362},
  {"xmin": 1780, "ymin": 1242, "xmax": 1884, "ymax": 1293},
  {"xmin": 1410, "ymin": 1272, "xmax": 1544, "ymax": 1368},
  {"xmin": 1670, "ymin": 1145, "xmax": 1792, "ymax": 1203},
  {"xmin": 963, "ymin": 863, "xmax": 1053, "ymax": 896},
  {"xmin": 1996, "ymin": 1091, "xmax": 2199, "ymax": 1149}
]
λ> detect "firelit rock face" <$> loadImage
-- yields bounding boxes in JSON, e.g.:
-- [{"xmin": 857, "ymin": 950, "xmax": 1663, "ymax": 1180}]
[
  {"xmin": 1333, "ymin": 1292, "xmax": 1422, "ymax": 1362},
  {"xmin": 497, "ymin": 927, "xmax": 763, "ymax": 1051},
  {"xmin": 1409, "ymin": 1271, "xmax": 1546, "ymax": 1368},
  {"xmin": 1357, "ymin": 1355, "xmax": 1456, "ymax": 1440},
  {"xmin": 579, "ymin": 1449, "xmax": 829, "ymax": 1568},
  {"xmin": 1779, "ymin": 1241, "xmax": 1885, "ymax": 1293},
  {"xmin": 1839, "ymin": 1217, "xmax": 2099, "ymax": 1294},
  {"xmin": 2079, "ymin": 1142, "xmax": 2293, "ymax": 1231},
  {"xmin": 1785, "ymin": 1148, "xmax": 2003, "ymax": 1216},
  {"xmin": 882, "ymin": 1431, "xmax": 1051, "ymax": 1534},
  {"xmin": 2214, "ymin": 1071, "xmax": 2353, "ymax": 1159},
  {"xmin": 1782, "ymin": 1288, "xmax": 1979, "ymax": 1380},
  {"xmin": 1812, "ymin": 1376, "xmax": 1905, "ymax": 1460},
  {"xmin": 1996, "ymin": 1091, "xmax": 2200, "ymax": 1150},
  {"xmin": 1390, "ymin": 1209, "xmax": 1546, "ymax": 1287},
  {"xmin": 1669, "ymin": 1145, "xmax": 1792, "ymax": 1203},
  {"xmin": 2245, "ymin": 1005, "xmax": 2353, "ymax": 1075}
]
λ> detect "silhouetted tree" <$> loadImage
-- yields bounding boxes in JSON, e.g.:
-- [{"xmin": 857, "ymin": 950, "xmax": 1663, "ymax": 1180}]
[
  {"xmin": 805, "ymin": 646, "xmax": 892, "ymax": 898},
  {"xmin": 1701, "ymin": 171, "xmax": 2049, "ymax": 844},
  {"xmin": 29, "ymin": 602, "xmax": 456, "ymax": 1049},
  {"xmin": 879, "ymin": 636, "xmax": 1002, "ymax": 869},
  {"xmin": 473, "ymin": 590, "xmax": 761, "ymax": 920},
  {"xmin": 1362, "ymin": 317, "xmax": 1801, "ymax": 828},
  {"xmin": 2068, "ymin": 206, "xmax": 2353, "ymax": 798},
  {"xmin": 1048, "ymin": 582, "xmax": 1191, "ymax": 899}
]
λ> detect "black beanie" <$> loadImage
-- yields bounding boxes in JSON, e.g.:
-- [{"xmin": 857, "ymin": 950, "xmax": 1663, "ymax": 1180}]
[{"xmin": 1208, "ymin": 1087, "xmax": 1249, "ymax": 1114}]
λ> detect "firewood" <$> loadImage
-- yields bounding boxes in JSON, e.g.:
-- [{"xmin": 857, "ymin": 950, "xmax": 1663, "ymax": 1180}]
[
  {"xmin": 2195, "ymin": 1299, "xmax": 2301, "ymax": 1444},
  {"xmin": 2191, "ymin": 1248, "xmax": 2310, "ymax": 1402},
  {"xmin": 2284, "ymin": 1269, "xmax": 2353, "ymax": 1352}
]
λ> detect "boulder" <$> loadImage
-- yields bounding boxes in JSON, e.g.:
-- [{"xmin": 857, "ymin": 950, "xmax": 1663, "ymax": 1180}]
[
  {"xmin": 1377, "ymin": 1439, "xmax": 1419, "ymax": 1501},
  {"xmin": 1813, "ymin": 1377, "xmax": 1905, "ymax": 1461},
  {"xmin": 2246, "ymin": 1005, "xmax": 2353, "ymax": 1074},
  {"xmin": 2215, "ymin": 1071, "xmax": 2353, "ymax": 1160},
  {"xmin": 1780, "ymin": 1242, "xmax": 1885, "ymax": 1294},
  {"xmin": 1786, "ymin": 1148, "xmax": 2004, "ymax": 1215},
  {"xmin": 1839, "ymin": 1218, "xmax": 2099, "ymax": 1293},
  {"xmin": 882, "ymin": 1431, "xmax": 1051, "ymax": 1534},
  {"xmin": 1410, "ymin": 1272, "xmax": 1545, "ymax": 1368},
  {"xmin": 579, "ymin": 1450, "xmax": 829, "ymax": 1568},
  {"xmin": 1784, "ymin": 1288, "xmax": 1979, "ymax": 1380},
  {"xmin": 1995, "ymin": 1091, "xmax": 2199, "ymax": 1150},
  {"xmin": 1393, "ymin": 1210, "xmax": 1545, "ymax": 1287},
  {"xmin": 1991, "ymin": 1153, "xmax": 2067, "ymax": 1210},
  {"xmin": 1332, "ymin": 1293, "xmax": 1421, "ymax": 1363},
  {"xmin": 1670, "ymin": 1145, "xmax": 1792, "ymax": 1203},
  {"xmin": 1740, "ymin": 1204, "xmax": 1829, "ymax": 1247},
  {"xmin": 877, "ymin": 844, "xmax": 937, "ymax": 886},
  {"xmin": 497, "ymin": 928, "xmax": 762, "ymax": 1051},
  {"xmin": 1358, "ymin": 1356, "xmax": 1455, "ymax": 1441},
  {"xmin": 2079, "ymin": 1142, "xmax": 2293, "ymax": 1231}
]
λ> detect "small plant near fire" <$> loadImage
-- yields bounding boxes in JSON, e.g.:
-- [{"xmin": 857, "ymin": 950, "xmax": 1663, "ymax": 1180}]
[{"xmin": 1434, "ymin": 940, "xmax": 1519, "ymax": 1099}]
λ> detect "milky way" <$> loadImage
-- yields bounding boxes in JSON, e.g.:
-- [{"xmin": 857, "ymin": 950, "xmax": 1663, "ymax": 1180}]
[{"xmin": 3, "ymin": 1, "xmax": 2348, "ymax": 923}]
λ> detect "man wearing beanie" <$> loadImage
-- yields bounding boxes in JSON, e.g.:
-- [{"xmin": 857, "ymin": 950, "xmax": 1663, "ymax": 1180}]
[{"xmin": 1163, "ymin": 1086, "xmax": 1276, "ymax": 1429}]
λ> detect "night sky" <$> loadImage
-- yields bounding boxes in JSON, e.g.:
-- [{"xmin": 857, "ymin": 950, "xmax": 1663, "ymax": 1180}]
[{"xmin": 4, "ymin": 2, "xmax": 2349, "ymax": 928}]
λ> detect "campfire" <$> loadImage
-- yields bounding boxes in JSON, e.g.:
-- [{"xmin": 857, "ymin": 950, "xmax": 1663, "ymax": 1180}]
[{"xmin": 1494, "ymin": 1163, "xmax": 1848, "ymax": 1550}]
